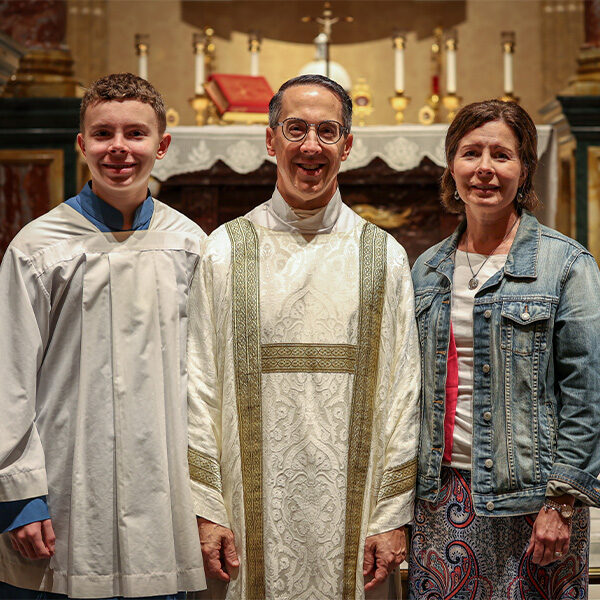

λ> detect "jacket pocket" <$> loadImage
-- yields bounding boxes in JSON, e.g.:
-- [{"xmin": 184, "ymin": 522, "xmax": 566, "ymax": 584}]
[{"xmin": 501, "ymin": 299, "xmax": 552, "ymax": 356}]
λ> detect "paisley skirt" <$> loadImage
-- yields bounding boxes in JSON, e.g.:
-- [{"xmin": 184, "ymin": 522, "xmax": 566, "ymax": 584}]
[{"xmin": 408, "ymin": 468, "xmax": 590, "ymax": 600}]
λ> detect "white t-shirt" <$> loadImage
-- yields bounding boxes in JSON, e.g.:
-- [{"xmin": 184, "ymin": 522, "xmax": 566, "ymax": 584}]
[{"xmin": 448, "ymin": 249, "xmax": 507, "ymax": 470}]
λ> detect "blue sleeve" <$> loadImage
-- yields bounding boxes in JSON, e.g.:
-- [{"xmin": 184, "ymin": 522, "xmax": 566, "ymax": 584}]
[{"xmin": 0, "ymin": 497, "xmax": 50, "ymax": 532}]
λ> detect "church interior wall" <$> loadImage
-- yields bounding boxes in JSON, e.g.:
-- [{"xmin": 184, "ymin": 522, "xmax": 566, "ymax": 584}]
[{"xmin": 66, "ymin": 0, "xmax": 584, "ymax": 125}]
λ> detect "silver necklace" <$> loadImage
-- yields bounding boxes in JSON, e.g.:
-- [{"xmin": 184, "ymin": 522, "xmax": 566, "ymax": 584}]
[{"xmin": 465, "ymin": 217, "xmax": 519, "ymax": 290}]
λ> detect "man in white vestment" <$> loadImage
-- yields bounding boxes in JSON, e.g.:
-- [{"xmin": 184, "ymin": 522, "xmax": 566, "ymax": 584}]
[
  {"xmin": 187, "ymin": 74, "xmax": 420, "ymax": 600},
  {"xmin": 0, "ymin": 73, "xmax": 206, "ymax": 599}
]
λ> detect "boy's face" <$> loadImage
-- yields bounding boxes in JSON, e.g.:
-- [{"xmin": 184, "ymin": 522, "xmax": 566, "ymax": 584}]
[{"xmin": 77, "ymin": 99, "xmax": 170, "ymax": 205}]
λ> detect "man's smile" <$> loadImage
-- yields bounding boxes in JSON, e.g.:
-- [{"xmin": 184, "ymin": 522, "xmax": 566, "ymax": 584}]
[{"xmin": 296, "ymin": 161, "xmax": 326, "ymax": 176}]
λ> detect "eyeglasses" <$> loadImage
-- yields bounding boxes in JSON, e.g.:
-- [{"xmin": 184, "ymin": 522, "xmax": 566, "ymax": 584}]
[{"xmin": 276, "ymin": 117, "xmax": 348, "ymax": 145}]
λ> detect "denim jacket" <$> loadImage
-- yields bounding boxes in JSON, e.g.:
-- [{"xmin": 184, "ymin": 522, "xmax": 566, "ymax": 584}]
[{"xmin": 411, "ymin": 211, "xmax": 600, "ymax": 516}]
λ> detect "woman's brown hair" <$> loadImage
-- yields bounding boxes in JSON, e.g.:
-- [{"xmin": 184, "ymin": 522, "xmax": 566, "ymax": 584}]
[{"xmin": 441, "ymin": 100, "xmax": 540, "ymax": 213}]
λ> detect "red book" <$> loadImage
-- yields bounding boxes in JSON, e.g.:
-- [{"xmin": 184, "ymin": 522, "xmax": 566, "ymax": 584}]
[{"xmin": 204, "ymin": 73, "xmax": 274, "ymax": 115}]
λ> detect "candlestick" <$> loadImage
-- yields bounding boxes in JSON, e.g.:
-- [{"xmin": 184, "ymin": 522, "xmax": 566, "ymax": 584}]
[
  {"xmin": 190, "ymin": 28, "xmax": 216, "ymax": 126},
  {"xmin": 135, "ymin": 34, "xmax": 149, "ymax": 80},
  {"xmin": 418, "ymin": 27, "xmax": 442, "ymax": 125},
  {"xmin": 248, "ymin": 31, "xmax": 261, "ymax": 77},
  {"xmin": 502, "ymin": 31, "xmax": 515, "ymax": 95},
  {"xmin": 193, "ymin": 33, "xmax": 205, "ymax": 95},
  {"xmin": 445, "ymin": 32, "xmax": 457, "ymax": 94},
  {"xmin": 392, "ymin": 32, "xmax": 406, "ymax": 93}
]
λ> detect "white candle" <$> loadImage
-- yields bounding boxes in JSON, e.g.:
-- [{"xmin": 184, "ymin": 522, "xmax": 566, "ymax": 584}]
[
  {"xmin": 195, "ymin": 52, "xmax": 205, "ymax": 95},
  {"xmin": 250, "ymin": 51, "xmax": 259, "ymax": 77},
  {"xmin": 503, "ymin": 50, "xmax": 513, "ymax": 94},
  {"xmin": 446, "ymin": 45, "xmax": 456, "ymax": 94},
  {"xmin": 138, "ymin": 54, "xmax": 148, "ymax": 80},
  {"xmin": 394, "ymin": 45, "xmax": 404, "ymax": 92}
]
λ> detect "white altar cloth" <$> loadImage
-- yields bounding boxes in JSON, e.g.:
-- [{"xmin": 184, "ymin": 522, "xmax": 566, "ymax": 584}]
[{"xmin": 152, "ymin": 124, "xmax": 557, "ymax": 227}]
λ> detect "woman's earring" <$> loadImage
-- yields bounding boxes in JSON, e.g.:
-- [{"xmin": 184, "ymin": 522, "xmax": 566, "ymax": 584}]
[
  {"xmin": 454, "ymin": 190, "xmax": 460, "ymax": 201},
  {"xmin": 517, "ymin": 188, "xmax": 524, "ymax": 203}
]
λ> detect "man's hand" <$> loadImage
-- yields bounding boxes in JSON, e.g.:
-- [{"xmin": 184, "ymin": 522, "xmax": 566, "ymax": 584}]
[
  {"xmin": 526, "ymin": 500, "xmax": 573, "ymax": 566},
  {"xmin": 197, "ymin": 517, "xmax": 239, "ymax": 582},
  {"xmin": 363, "ymin": 527, "xmax": 407, "ymax": 591},
  {"xmin": 9, "ymin": 519, "xmax": 55, "ymax": 560}
]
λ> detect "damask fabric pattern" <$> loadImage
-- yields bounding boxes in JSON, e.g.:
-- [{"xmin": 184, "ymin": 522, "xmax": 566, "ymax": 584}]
[
  {"xmin": 408, "ymin": 468, "xmax": 590, "ymax": 600},
  {"xmin": 187, "ymin": 199, "xmax": 421, "ymax": 600}
]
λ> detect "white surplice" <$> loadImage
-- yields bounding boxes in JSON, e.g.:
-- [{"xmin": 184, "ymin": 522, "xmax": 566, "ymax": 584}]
[
  {"xmin": 187, "ymin": 189, "xmax": 420, "ymax": 600},
  {"xmin": 0, "ymin": 201, "xmax": 207, "ymax": 598}
]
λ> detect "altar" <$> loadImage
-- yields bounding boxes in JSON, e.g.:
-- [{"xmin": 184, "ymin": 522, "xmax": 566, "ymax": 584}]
[{"xmin": 153, "ymin": 124, "xmax": 557, "ymax": 263}]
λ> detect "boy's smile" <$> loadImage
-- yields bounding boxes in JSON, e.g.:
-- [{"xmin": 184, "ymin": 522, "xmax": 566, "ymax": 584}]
[{"xmin": 77, "ymin": 99, "xmax": 170, "ymax": 214}]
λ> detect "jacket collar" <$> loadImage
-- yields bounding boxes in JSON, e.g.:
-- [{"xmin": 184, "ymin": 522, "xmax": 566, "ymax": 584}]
[{"xmin": 425, "ymin": 210, "xmax": 540, "ymax": 280}]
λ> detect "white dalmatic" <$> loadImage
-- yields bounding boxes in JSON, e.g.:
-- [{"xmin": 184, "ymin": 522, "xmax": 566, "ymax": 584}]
[{"xmin": 188, "ymin": 189, "xmax": 420, "ymax": 600}]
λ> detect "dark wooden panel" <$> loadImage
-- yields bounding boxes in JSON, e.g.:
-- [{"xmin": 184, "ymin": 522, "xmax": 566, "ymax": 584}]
[{"xmin": 158, "ymin": 157, "xmax": 460, "ymax": 265}]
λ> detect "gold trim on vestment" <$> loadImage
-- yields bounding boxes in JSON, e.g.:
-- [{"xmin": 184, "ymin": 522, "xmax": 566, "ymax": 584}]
[
  {"xmin": 378, "ymin": 458, "xmax": 418, "ymax": 502},
  {"xmin": 343, "ymin": 223, "xmax": 387, "ymax": 599},
  {"xmin": 225, "ymin": 217, "xmax": 265, "ymax": 600},
  {"xmin": 188, "ymin": 447, "xmax": 222, "ymax": 493},
  {"xmin": 261, "ymin": 343, "xmax": 357, "ymax": 373}
]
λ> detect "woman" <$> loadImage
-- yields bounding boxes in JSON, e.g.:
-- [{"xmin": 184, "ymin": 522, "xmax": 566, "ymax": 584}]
[{"xmin": 408, "ymin": 100, "xmax": 600, "ymax": 599}]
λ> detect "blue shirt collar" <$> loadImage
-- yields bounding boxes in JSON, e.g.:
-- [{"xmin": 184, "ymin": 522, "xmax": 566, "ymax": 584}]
[{"xmin": 78, "ymin": 182, "xmax": 154, "ymax": 232}]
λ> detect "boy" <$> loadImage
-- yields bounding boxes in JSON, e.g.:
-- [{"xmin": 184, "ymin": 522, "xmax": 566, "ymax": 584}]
[{"xmin": 0, "ymin": 73, "xmax": 206, "ymax": 599}]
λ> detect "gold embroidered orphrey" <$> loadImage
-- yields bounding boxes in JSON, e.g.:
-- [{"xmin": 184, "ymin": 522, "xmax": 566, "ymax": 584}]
[
  {"xmin": 225, "ymin": 217, "xmax": 387, "ymax": 600},
  {"xmin": 188, "ymin": 447, "xmax": 223, "ymax": 493}
]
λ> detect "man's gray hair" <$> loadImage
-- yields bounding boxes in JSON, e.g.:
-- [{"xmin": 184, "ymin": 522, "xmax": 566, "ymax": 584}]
[{"xmin": 268, "ymin": 74, "xmax": 352, "ymax": 133}]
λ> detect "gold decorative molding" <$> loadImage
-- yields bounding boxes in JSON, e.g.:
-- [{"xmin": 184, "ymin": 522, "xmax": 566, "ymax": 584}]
[
  {"xmin": 2, "ymin": 49, "xmax": 78, "ymax": 98},
  {"xmin": 352, "ymin": 204, "xmax": 412, "ymax": 229}
]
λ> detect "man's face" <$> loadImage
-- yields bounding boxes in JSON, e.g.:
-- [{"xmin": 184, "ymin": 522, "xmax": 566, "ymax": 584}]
[
  {"xmin": 266, "ymin": 85, "xmax": 353, "ymax": 210},
  {"xmin": 77, "ymin": 99, "xmax": 170, "ymax": 205}
]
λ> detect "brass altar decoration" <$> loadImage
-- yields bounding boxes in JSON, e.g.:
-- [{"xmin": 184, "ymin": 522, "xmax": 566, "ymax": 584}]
[
  {"xmin": 442, "ymin": 31, "xmax": 461, "ymax": 122},
  {"xmin": 166, "ymin": 108, "xmax": 180, "ymax": 127},
  {"xmin": 389, "ymin": 32, "xmax": 410, "ymax": 125},
  {"xmin": 418, "ymin": 27, "xmax": 443, "ymax": 125},
  {"xmin": 352, "ymin": 78, "xmax": 374, "ymax": 126},
  {"xmin": 190, "ymin": 28, "xmax": 217, "ymax": 127},
  {"xmin": 352, "ymin": 205, "xmax": 412, "ymax": 229},
  {"xmin": 500, "ymin": 31, "xmax": 519, "ymax": 103}
]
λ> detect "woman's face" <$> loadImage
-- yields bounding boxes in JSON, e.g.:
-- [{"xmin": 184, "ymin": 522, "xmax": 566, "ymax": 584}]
[{"xmin": 451, "ymin": 119, "xmax": 526, "ymax": 218}]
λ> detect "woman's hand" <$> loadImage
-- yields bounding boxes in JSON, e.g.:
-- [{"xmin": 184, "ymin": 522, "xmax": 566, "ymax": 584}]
[{"xmin": 526, "ymin": 496, "xmax": 573, "ymax": 566}]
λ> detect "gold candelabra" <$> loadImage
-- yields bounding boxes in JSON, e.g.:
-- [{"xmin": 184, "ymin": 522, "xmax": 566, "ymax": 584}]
[
  {"xmin": 190, "ymin": 27, "xmax": 217, "ymax": 126},
  {"xmin": 442, "ymin": 33, "xmax": 461, "ymax": 122}
]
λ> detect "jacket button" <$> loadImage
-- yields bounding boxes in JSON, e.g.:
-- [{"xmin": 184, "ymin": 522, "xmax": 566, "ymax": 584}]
[
  {"xmin": 482, "ymin": 364, "xmax": 490, "ymax": 374},
  {"xmin": 484, "ymin": 309, "xmax": 492, "ymax": 319},
  {"xmin": 483, "ymin": 411, "xmax": 492, "ymax": 421},
  {"xmin": 486, "ymin": 501, "xmax": 495, "ymax": 511},
  {"xmin": 521, "ymin": 311, "xmax": 531, "ymax": 321},
  {"xmin": 485, "ymin": 458, "xmax": 493, "ymax": 469}
]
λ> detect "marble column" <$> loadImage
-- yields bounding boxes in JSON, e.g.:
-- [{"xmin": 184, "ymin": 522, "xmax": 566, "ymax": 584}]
[{"xmin": 0, "ymin": 0, "xmax": 78, "ymax": 97}]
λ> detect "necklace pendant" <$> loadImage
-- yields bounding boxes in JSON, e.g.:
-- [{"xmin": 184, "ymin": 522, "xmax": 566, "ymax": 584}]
[{"xmin": 468, "ymin": 277, "xmax": 479, "ymax": 290}]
